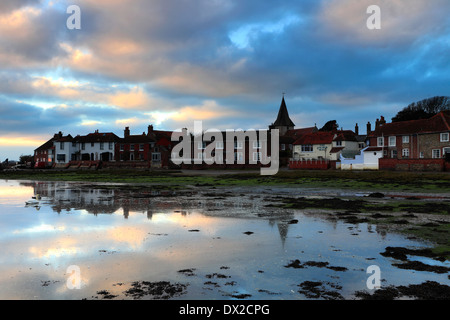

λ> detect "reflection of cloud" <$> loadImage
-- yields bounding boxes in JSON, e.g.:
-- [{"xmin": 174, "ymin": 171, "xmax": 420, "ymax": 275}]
[
  {"xmin": 13, "ymin": 224, "xmax": 65, "ymax": 235},
  {"xmin": 29, "ymin": 241, "xmax": 80, "ymax": 259},
  {"xmin": 105, "ymin": 226, "xmax": 148, "ymax": 250}
]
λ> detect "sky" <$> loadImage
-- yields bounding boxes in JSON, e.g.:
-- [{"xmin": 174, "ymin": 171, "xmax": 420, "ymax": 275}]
[{"xmin": 0, "ymin": 0, "xmax": 449, "ymax": 160}]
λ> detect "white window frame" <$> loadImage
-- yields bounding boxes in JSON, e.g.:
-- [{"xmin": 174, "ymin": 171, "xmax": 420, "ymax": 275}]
[
  {"xmin": 419, "ymin": 152, "xmax": 424, "ymax": 159},
  {"xmin": 377, "ymin": 137, "xmax": 384, "ymax": 147},
  {"xmin": 402, "ymin": 148, "xmax": 409, "ymax": 158},
  {"xmin": 253, "ymin": 152, "xmax": 262, "ymax": 162},
  {"xmin": 253, "ymin": 140, "xmax": 262, "ymax": 149},
  {"xmin": 301, "ymin": 145, "xmax": 313, "ymax": 152},
  {"xmin": 234, "ymin": 152, "xmax": 243, "ymax": 161},
  {"xmin": 440, "ymin": 132, "xmax": 449, "ymax": 142},
  {"xmin": 402, "ymin": 136, "xmax": 409, "ymax": 143},
  {"xmin": 198, "ymin": 141, "xmax": 207, "ymax": 150},
  {"xmin": 234, "ymin": 141, "xmax": 243, "ymax": 149},
  {"xmin": 388, "ymin": 136, "xmax": 396, "ymax": 147},
  {"xmin": 432, "ymin": 149, "xmax": 441, "ymax": 159}
]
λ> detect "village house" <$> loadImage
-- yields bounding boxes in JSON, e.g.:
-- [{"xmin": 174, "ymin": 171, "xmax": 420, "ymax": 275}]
[
  {"xmin": 292, "ymin": 129, "xmax": 362, "ymax": 162},
  {"xmin": 366, "ymin": 111, "xmax": 450, "ymax": 171},
  {"xmin": 34, "ymin": 132, "xmax": 62, "ymax": 168},
  {"xmin": 74, "ymin": 131, "xmax": 119, "ymax": 162},
  {"xmin": 114, "ymin": 125, "xmax": 173, "ymax": 168}
]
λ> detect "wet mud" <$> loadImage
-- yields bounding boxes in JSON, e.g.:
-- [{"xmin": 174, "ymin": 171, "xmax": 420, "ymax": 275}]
[{"xmin": 355, "ymin": 281, "xmax": 450, "ymax": 300}]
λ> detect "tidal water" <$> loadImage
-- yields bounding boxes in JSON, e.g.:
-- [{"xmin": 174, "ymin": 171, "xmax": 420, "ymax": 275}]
[{"xmin": 0, "ymin": 179, "xmax": 448, "ymax": 300}]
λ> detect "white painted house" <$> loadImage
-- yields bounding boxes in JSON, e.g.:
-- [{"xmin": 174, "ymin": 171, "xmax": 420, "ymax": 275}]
[
  {"xmin": 53, "ymin": 131, "xmax": 120, "ymax": 164},
  {"xmin": 54, "ymin": 134, "xmax": 77, "ymax": 164},
  {"xmin": 293, "ymin": 130, "xmax": 363, "ymax": 161}
]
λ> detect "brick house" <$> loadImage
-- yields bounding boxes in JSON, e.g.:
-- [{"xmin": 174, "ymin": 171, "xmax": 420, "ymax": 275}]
[
  {"xmin": 115, "ymin": 125, "xmax": 173, "ymax": 168},
  {"xmin": 368, "ymin": 112, "xmax": 450, "ymax": 159},
  {"xmin": 367, "ymin": 111, "xmax": 450, "ymax": 171},
  {"xmin": 34, "ymin": 132, "xmax": 62, "ymax": 168}
]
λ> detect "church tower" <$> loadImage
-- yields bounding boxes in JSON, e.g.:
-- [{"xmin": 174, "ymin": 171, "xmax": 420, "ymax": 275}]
[{"xmin": 269, "ymin": 95, "xmax": 295, "ymax": 136}]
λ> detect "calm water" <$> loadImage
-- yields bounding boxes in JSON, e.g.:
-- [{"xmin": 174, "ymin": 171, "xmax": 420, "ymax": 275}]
[{"xmin": 0, "ymin": 179, "xmax": 448, "ymax": 300}]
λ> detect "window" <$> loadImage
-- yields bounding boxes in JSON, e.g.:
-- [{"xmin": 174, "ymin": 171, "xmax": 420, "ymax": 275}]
[
  {"xmin": 216, "ymin": 141, "xmax": 224, "ymax": 149},
  {"xmin": 100, "ymin": 142, "xmax": 104, "ymax": 150},
  {"xmin": 432, "ymin": 149, "xmax": 441, "ymax": 159},
  {"xmin": 253, "ymin": 152, "xmax": 262, "ymax": 162},
  {"xmin": 377, "ymin": 137, "xmax": 384, "ymax": 147},
  {"xmin": 152, "ymin": 153, "xmax": 161, "ymax": 161},
  {"xmin": 72, "ymin": 142, "xmax": 76, "ymax": 148},
  {"xmin": 139, "ymin": 144, "xmax": 144, "ymax": 151},
  {"xmin": 402, "ymin": 148, "xmax": 409, "ymax": 158},
  {"xmin": 444, "ymin": 147, "xmax": 450, "ymax": 155},
  {"xmin": 281, "ymin": 144, "xmax": 285, "ymax": 151},
  {"xmin": 109, "ymin": 142, "xmax": 113, "ymax": 150},
  {"xmin": 419, "ymin": 152, "xmax": 424, "ymax": 159},
  {"xmin": 60, "ymin": 142, "xmax": 65, "ymax": 150},
  {"xmin": 130, "ymin": 144, "xmax": 134, "ymax": 151},
  {"xmin": 234, "ymin": 152, "xmax": 243, "ymax": 161},
  {"xmin": 234, "ymin": 141, "xmax": 243, "ymax": 149},
  {"xmin": 253, "ymin": 140, "xmax": 261, "ymax": 149},
  {"xmin": 198, "ymin": 141, "xmax": 206, "ymax": 150},
  {"xmin": 335, "ymin": 141, "xmax": 342, "ymax": 147},
  {"xmin": 440, "ymin": 132, "xmax": 449, "ymax": 142},
  {"xmin": 91, "ymin": 142, "xmax": 94, "ymax": 147},
  {"xmin": 120, "ymin": 144, "xmax": 124, "ymax": 151},
  {"xmin": 388, "ymin": 136, "xmax": 396, "ymax": 147},
  {"xmin": 391, "ymin": 150, "xmax": 397, "ymax": 158},
  {"xmin": 82, "ymin": 143, "xmax": 85, "ymax": 150},
  {"xmin": 402, "ymin": 136, "xmax": 409, "ymax": 143},
  {"xmin": 301, "ymin": 145, "xmax": 313, "ymax": 152}
]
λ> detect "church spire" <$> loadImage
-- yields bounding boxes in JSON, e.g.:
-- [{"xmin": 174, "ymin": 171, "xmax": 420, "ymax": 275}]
[{"xmin": 272, "ymin": 95, "xmax": 295, "ymax": 130}]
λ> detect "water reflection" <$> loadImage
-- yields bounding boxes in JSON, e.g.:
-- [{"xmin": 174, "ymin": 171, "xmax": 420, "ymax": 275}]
[
  {"xmin": 1, "ymin": 180, "xmax": 448, "ymax": 300},
  {"xmin": 19, "ymin": 181, "xmax": 299, "ymax": 246}
]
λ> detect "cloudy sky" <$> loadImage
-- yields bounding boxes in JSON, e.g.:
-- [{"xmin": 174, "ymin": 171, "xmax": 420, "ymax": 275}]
[{"xmin": 1, "ymin": 0, "xmax": 449, "ymax": 160}]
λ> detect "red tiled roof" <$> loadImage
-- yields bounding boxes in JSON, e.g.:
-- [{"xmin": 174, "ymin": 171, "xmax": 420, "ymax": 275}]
[
  {"xmin": 77, "ymin": 132, "xmax": 120, "ymax": 143},
  {"xmin": 293, "ymin": 131, "xmax": 335, "ymax": 145},
  {"xmin": 285, "ymin": 127, "xmax": 317, "ymax": 138},
  {"xmin": 334, "ymin": 130, "xmax": 357, "ymax": 142},
  {"xmin": 368, "ymin": 111, "xmax": 450, "ymax": 137}
]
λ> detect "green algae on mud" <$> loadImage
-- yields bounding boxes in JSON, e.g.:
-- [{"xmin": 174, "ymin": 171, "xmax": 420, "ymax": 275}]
[{"xmin": 2, "ymin": 169, "xmax": 450, "ymax": 193}]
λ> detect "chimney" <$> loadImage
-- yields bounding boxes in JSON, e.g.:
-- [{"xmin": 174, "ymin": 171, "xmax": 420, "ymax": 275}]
[
  {"xmin": 367, "ymin": 122, "xmax": 371, "ymax": 134},
  {"xmin": 148, "ymin": 124, "xmax": 154, "ymax": 135},
  {"xmin": 380, "ymin": 116, "xmax": 386, "ymax": 126},
  {"xmin": 124, "ymin": 127, "xmax": 130, "ymax": 138},
  {"xmin": 355, "ymin": 123, "xmax": 359, "ymax": 135},
  {"xmin": 375, "ymin": 118, "xmax": 380, "ymax": 130}
]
